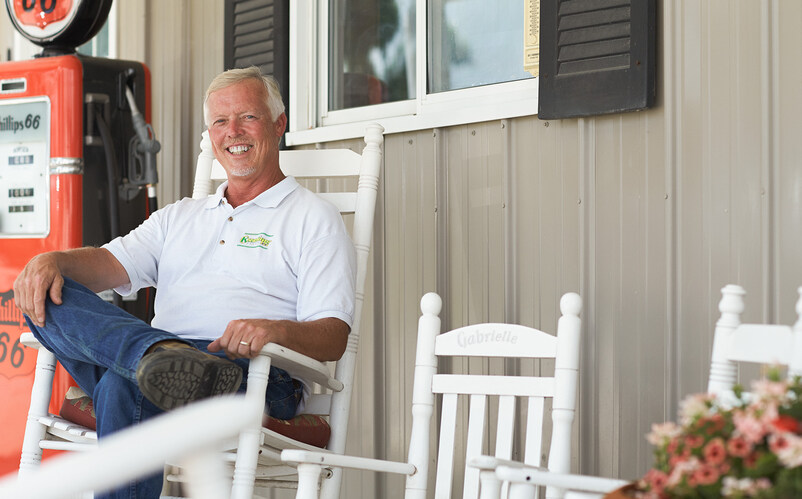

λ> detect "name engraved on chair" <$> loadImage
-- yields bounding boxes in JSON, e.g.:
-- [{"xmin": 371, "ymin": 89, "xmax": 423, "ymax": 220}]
[{"xmin": 457, "ymin": 328, "xmax": 518, "ymax": 348}]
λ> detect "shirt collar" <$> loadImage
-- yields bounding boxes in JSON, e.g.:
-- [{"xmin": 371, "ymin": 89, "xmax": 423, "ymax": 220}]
[{"xmin": 205, "ymin": 176, "xmax": 300, "ymax": 209}]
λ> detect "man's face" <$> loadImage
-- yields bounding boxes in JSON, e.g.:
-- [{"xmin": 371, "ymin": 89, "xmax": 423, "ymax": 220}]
[{"xmin": 206, "ymin": 79, "xmax": 286, "ymax": 180}]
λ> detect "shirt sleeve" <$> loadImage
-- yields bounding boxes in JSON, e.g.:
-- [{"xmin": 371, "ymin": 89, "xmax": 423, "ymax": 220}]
[
  {"xmin": 102, "ymin": 208, "xmax": 167, "ymax": 296},
  {"xmin": 295, "ymin": 221, "xmax": 357, "ymax": 328}
]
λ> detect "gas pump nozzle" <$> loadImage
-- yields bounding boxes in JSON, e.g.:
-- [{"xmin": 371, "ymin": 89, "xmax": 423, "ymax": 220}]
[
  {"xmin": 124, "ymin": 86, "xmax": 160, "ymax": 183},
  {"xmin": 123, "ymin": 74, "xmax": 160, "ymax": 213},
  {"xmin": 125, "ymin": 86, "xmax": 160, "ymax": 154}
]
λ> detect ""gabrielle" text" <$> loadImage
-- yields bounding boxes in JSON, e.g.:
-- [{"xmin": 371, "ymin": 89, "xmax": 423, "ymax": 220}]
[{"xmin": 457, "ymin": 329, "xmax": 518, "ymax": 347}]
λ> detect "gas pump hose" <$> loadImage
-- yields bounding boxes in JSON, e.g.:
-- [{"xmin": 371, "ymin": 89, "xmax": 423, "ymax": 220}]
[{"xmin": 94, "ymin": 113, "xmax": 122, "ymax": 308}]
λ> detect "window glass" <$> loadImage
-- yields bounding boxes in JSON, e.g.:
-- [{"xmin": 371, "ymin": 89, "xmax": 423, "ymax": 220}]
[
  {"xmin": 328, "ymin": 0, "xmax": 416, "ymax": 111},
  {"xmin": 428, "ymin": 0, "xmax": 532, "ymax": 93},
  {"xmin": 77, "ymin": 20, "xmax": 109, "ymax": 57}
]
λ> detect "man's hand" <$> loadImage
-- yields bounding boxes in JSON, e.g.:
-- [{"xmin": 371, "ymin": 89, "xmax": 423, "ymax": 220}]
[
  {"xmin": 13, "ymin": 253, "xmax": 65, "ymax": 327},
  {"xmin": 208, "ymin": 317, "xmax": 350, "ymax": 362},
  {"xmin": 208, "ymin": 319, "xmax": 275, "ymax": 359}
]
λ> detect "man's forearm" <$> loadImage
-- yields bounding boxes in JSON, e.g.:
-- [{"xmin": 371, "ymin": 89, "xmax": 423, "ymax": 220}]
[
  {"xmin": 269, "ymin": 318, "xmax": 350, "ymax": 362},
  {"xmin": 210, "ymin": 317, "xmax": 350, "ymax": 362},
  {"xmin": 48, "ymin": 247, "xmax": 130, "ymax": 292}
]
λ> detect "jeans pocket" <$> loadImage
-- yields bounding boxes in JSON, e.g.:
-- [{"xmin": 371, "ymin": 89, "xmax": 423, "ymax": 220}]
[{"xmin": 266, "ymin": 391, "xmax": 300, "ymax": 420}]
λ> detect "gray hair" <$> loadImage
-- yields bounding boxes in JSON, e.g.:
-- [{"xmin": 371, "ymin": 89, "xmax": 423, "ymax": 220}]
[{"xmin": 203, "ymin": 66, "xmax": 285, "ymax": 126}]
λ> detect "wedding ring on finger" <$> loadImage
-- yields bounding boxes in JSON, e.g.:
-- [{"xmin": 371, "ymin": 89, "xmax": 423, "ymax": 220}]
[{"xmin": 240, "ymin": 340, "xmax": 250, "ymax": 347}]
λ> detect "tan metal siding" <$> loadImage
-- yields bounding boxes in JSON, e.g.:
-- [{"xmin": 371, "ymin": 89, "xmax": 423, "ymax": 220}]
[
  {"xmin": 580, "ymin": 111, "xmax": 670, "ymax": 479},
  {"xmin": 775, "ymin": 1, "xmax": 802, "ymax": 322},
  {"xmin": 371, "ymin": 130, "xmax": 438, "ymax": 499}
]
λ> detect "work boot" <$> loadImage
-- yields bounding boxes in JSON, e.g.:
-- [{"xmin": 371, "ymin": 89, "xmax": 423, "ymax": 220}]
[{"xmin": 136, "ymin": 341, "xmax": 243, "ymax": 411}]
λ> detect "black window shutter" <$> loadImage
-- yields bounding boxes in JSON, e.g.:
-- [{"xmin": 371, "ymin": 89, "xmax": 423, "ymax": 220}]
[
  {"xmin": 538, "ymin": 0, "xmax": 656, "ymax": 120},
  {"xmin": 224, "ymin": 0, "xmax": 290, "ymax": 129}
]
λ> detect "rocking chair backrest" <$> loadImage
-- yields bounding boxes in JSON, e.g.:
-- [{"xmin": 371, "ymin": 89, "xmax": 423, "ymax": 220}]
[
  {"xmin": 405, "ymin": 292, "xmax": 582, "ymax": 499},
  {"xmin": 707, "ymin": 284, "xmax": 802, "ymax": 397}
]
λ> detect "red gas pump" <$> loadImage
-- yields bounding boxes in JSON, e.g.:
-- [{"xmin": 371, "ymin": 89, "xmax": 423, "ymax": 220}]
[{"xmin": 0, "ymin": 0, "xmax": 159, "ymax": 475}]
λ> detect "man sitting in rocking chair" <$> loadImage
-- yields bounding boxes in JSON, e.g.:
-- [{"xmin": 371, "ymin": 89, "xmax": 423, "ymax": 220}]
[{"xmin": 13, "ymin": 66, "xmax": 356, "ymax": 499}]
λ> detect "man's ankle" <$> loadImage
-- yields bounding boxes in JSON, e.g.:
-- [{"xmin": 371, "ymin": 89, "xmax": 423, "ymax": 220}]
[{"xmin": 144, "ymin": 340, "xmax": 194, "ymax": 356}]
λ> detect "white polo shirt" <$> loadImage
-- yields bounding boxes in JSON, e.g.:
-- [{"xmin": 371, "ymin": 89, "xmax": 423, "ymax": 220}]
[{"xmin": 103, "ymin": 177, "xmax": 357, "ymax": 340}]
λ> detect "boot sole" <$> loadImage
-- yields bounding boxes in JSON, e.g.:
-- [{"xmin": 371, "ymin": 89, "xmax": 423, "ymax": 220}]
[{"xmin": 137, "ymin": 350, "xmax": 243, "ymax": 411}]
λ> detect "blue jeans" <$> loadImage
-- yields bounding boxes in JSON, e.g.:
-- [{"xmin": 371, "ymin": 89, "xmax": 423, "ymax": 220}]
[{"xmin": 25, "ymin": 277, "xmax": 302, "ymax": 499}]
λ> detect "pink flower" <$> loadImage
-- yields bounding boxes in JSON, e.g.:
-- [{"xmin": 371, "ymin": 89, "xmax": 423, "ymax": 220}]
[
  {"xmin": 769, "ymin": 433, "xmax": 790, "ymax": 453},
  {"xmin": 733, "ymin": 412, "xmax": 769, "ymax": 443},
  {"xmin": 726, "ymin": 435, "xmax": 752, "ymax": 457},
  {"xmin": 752, "ymin": 378, "xmax": 788, "ymax": 399},
  {"xmin": 754, "ymin": 478, "xmax": 772, "ymax": 491},
  {"xmin": 706, "ymin": 413, "xmax": 727, "ymax": 434},
  {"xmin": 668, "ymin": 448, "xmax": 691, "ymax": 468},
  {"xmin": 756, "ymin": 403, "xmax": 780, "ymax": 426},
  {"xmin": 666, "ymin": 457, "xmax": 700, "ymax": 487},
  {"xmin": 684, "ymin": 434, "xmax": 705, "ymax": 449},
  {"xmin": 642, "ymin": 469, "xmax": 669, "ymax": 494},
  {"xmin": 703, "ymin": 438, "xmax": 727, "ymax": 465},
  {"xmin": 690, "ymin": 463, "xmax": 720, "ymax": 486},
  {"xmin": 679, "ymin": 393, "xmax": 715, "ymax": 424},
  {"xmin": 772, "ymin": 433, "xmax": 802, "ymax": 467},
  {"xmin": 647, "ymin": 422, "xmax": 681, "ymax": 446}
]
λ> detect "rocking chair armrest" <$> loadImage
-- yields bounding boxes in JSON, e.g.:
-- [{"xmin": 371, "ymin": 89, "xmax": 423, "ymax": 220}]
[
  {"xmin": 20, "ymin": 332, "xmax": 42, "ymax": 349},
  {"xmin": 281, "ymin": 449, "xmax": 416, "ymax": 476},
  {"xmin": 259, "ymin": 343, "xmax": 343, "ymax": 392},
  {"xmin": 494, "ymin": 466, "xmax": 630, "ymax": 493}
]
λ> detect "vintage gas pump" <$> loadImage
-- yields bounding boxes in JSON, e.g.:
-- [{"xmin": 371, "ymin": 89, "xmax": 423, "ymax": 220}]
[{"xmin": 0, "ymin": 0, "xmax": 159, "ymax": 474}]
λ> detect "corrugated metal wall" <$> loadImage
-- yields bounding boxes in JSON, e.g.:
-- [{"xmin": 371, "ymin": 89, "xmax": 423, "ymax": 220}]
[{"xmin": 123, "ymin": 0, "xmax": 802, "ymax": 495}]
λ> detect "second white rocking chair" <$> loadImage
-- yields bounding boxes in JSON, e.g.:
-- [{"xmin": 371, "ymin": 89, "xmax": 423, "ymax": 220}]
[{"xmin": 283, "ymin": 290, "xmax": 584, "ymax": 499}]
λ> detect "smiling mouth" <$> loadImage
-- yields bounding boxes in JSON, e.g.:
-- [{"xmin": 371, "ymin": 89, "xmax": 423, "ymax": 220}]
[{"xmin": 227, "ymin": 145, "xmax": 251, "ymax": 155}]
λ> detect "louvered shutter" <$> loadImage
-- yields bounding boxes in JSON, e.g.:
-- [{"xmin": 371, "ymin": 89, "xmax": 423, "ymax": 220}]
[
  {"xmin": 224, "ymin": 0, "xmax": 290, "ymax": 128},
  {"xmin": 538, "ymin": 0, "xmax": 656, "ymax": 119}
]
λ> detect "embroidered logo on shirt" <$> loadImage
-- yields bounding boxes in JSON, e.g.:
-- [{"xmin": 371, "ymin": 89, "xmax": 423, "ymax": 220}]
[{"xmin": 237, "ymin": 233, "xmax": 273, "ymax": 250}]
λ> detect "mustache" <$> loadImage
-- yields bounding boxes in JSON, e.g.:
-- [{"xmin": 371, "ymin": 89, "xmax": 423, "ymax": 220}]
[{"xmin": 222, "ymin": 135, "xmax": 252, "ymax": 148}]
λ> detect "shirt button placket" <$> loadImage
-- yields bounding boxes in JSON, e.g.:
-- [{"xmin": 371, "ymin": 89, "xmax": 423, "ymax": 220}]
[{"xmin": 221, "ymin": 215, "xmax": 234, "ymax": 245}]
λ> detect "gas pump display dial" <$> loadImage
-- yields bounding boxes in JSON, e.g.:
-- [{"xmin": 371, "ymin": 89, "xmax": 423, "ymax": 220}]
[
  {"xmin": 0, "ymin": 97, "xmax": 50, "ymax": 237},
  {"xmin": 4, "ymin": 0, "xmax": 113, "ymax": 50}
]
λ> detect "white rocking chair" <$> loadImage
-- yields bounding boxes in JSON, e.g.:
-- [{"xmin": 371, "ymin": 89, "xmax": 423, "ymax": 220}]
[
  {"xmin": 18, "ymin": 123, "xmax": 384, "ymax": 499},
  {"xmin": 282, "ymin": 290, "xmax": 584, "ymax": 499}
]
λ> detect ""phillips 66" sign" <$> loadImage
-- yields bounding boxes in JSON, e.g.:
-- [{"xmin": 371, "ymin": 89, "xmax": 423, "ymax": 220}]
[{"xmin": 4, "ymin": 0, "xmax": 112, "ymax": 49}]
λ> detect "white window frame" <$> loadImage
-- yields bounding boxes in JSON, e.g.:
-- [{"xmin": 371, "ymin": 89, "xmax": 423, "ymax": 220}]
[{"xmin": 287, "ymin": 0, "xmax": 538, "ymax": 146}]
